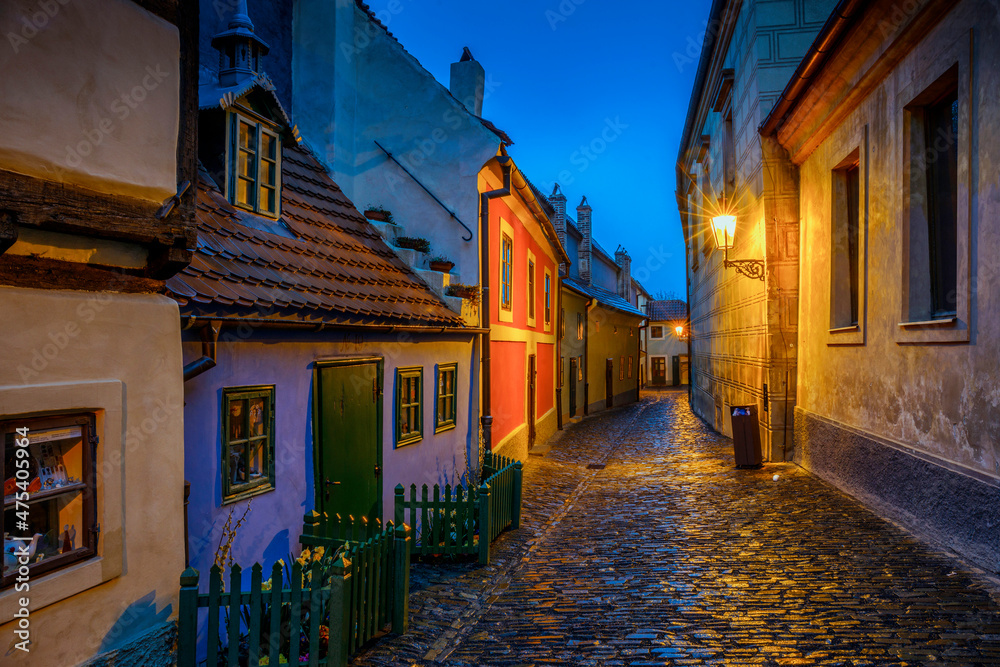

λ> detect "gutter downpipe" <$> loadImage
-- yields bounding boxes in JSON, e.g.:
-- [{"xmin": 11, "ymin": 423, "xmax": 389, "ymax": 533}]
[
  {"xmin": 583, "ymin": 296, "xmax": 596, "ymax": 415},
  {"xmin": 479, "ymin": 155, "xmax": 512, "ymax": 453},
  {"xmin": 555, "ymin": 277, "xmax": 563, "ymax": 431},
  {"xmin": 183, "ymin": 320, "xmax": 222, "ymax": 382}
]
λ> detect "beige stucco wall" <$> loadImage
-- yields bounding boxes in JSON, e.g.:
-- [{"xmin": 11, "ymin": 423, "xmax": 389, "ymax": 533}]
[
  {"xmin": 0, "ymin": 0, "xmax": 180, "ymax": 202},
  {"xmin": 0, "ymin": 287, "xmax": 184, "ymax": 665},
  {"xmin": 796, "ymin": 0, "xmax": 1000, "ymax": 478}
]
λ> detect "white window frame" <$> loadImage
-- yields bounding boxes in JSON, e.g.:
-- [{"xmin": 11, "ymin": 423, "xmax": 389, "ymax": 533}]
[
  {"xmin": 526, "ymin": 249, "xmax": 537, "ymax": 328},
  {"xmin": 649, "ymin": 325, "xmax": 664, "ymax": 339},
  {"xmin": 498, "ymin": 218, "xmax": 515, "ymax": 324}
]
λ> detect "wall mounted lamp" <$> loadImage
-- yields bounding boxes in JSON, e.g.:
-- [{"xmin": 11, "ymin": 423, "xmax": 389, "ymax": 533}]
[{"xmin": 711, "ymin": 210, "xmax": 765, "ymax": 281}]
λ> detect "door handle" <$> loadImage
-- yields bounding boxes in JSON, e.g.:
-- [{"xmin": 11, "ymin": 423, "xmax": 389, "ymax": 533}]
[
  {"xmin": 324, "ymin": 478, "xmax": 340, "ymax": 501},
  {"xmin": 373, "ymin": 464, "xmax": 381, "ymax": 478}
]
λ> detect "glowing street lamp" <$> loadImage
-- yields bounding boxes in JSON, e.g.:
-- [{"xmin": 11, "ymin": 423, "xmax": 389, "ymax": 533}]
[{"xmin": 710, "ymin": 208, "xmax": 765, "ymax": 281}]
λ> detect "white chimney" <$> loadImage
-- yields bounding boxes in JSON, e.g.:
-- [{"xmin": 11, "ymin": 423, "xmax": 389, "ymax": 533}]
[{"xmin": 450, "ymin": 47, "xmax": 485, "ymax": 116}]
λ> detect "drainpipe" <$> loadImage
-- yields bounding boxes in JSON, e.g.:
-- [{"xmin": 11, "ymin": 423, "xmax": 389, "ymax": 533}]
[
  {"xmin": 479, "ymin": 155, "xmax": 512, "ymax": 452},
  {"xmin": 183, "ymin": 481, "xmax": 191, "ymax": 567},
  {"xmin": 583, "ymin": 297, "xmax": 595, "ymax": 415},
  {"xmin": 555, "ymin": 277, "xmax": 564, "ymax": 430},
  {"xmin": 183, "ymin": 320, "xmax": 222, "ymax": 382}
]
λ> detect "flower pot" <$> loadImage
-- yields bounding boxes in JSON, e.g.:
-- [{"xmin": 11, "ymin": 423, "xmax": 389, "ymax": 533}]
[
  {"xmin": 364, "ymin": 210, "xmax": 391, "ymax": 223},
  {"xmin": 429, "ymin": 261, "xmax": 454, "ymax": 272}
]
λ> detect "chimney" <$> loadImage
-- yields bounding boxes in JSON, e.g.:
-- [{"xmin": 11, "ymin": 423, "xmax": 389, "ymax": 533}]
[
  {"xmin": 615, "ymin": 245, "xmax": 632, "ymax": 301},
  {"xmin": 450, "ymin": 47, "xmax": 486, "ymax": 116},
  {"xmin": 577, "ymin": 196, "xmax": 592, "ymax": 284},
  {"xmin": 549, "ymin": 184, "xmax": 567, "ymax": 250}
]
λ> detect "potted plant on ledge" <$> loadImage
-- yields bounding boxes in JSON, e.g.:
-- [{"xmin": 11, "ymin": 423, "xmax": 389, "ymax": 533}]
[
  {"xmin": 428, "ymin": 255, "xmax": 455, "ymax": 273},
  {"xmin": 445, "ymin": 283, "xmax": 480, "ymax": 305},
  {"xmin": 364, "ymin": 205, "xmax": 394, "ymax": 224},
  {"xmin": 393, "ymin": 237, "xmax": 431, "ymax": 253}
]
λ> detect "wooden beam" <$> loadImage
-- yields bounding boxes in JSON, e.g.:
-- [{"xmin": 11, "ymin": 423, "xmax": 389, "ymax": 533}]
[
  {"xmin": 0, "ymin": 255, "xmax": 165, "ymax": 293},
  {"xmin": 0, "ymin": 211, "xmax": 17, "ymax": 256}
]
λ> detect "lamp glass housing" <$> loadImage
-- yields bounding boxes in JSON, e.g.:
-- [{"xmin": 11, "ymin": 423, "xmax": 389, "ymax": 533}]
[
  {"xmin": 711, "ymin": 214, "xmax": 736, "ymax": 250},
  {"xmin": 675, "ymin": 325, "xmax": 684, "ymax": 337}
]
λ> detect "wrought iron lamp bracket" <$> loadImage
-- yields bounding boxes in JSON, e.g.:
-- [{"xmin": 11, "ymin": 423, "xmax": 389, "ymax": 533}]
[{"xmin": 724, "ymin": 257, "xmax": 765, "ymax": 281}]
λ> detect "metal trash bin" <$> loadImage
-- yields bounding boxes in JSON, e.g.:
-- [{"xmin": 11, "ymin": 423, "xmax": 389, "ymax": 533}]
[{"xmin": 730, "ymin": 405, "xmax": 762, "ymax": 468}]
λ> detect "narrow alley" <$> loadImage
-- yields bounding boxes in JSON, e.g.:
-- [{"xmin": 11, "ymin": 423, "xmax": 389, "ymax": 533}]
[{"xmin": 359, "ymin": 390, "xmax": 1000, "ymax": 666}]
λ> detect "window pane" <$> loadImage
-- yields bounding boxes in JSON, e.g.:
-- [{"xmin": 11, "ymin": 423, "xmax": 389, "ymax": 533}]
[
  {"xmin": 260, "ymin": 160, "xmax": 275, "ymax": 187},
  {"xmin": 239, "ymin": 150, "xmax": 255, "ymax": 179},
  {"xmin": 230, "ymin": 443, "xmax": 246, "ymax": 484},
  {"xmin": 846, "ymin": 165, "xmax": 861, "ymax": 325},
  {"xmin": 926, "ymin": 90, "xmax": 959, "ymax": 316},
  {"xmin": 229, "ymin": 399, "xmax": 247, "ymax": 441},
  {"xmin": 247, "ymin": 439, "xmax": 266, "ymax": 480},
  {"xmin": 239, "ymin": 121, "xmax": 255, "ymax": 151},
  {"xmin": 261, "ymin": 132, "xmax": 275, "ymax": 160},
  {"xmin": 260, "ymin": 186, "xmax": 276, "ymax": 214},
  {"xmin": 248, "ymin": 398, "xmax": 265, "ymax": 437}
]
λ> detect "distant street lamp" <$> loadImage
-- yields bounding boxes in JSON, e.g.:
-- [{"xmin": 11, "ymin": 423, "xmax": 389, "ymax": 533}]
[
  {"xmin": 674, "ymin": 324, "xmax": 689, "ymax": 341},
  {"xmin": 711, "ymin": 210, "xmax": 765, "ymax": 281}
]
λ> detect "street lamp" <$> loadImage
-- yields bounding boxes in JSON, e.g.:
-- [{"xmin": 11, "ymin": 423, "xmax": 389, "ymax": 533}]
[
  {"xmin": 711, "ymin": 211, "xmax": 765, "ymax": 281},
  {"xmin": 674, "ymin": 324, "xmax": 689, "ymax": 341}
]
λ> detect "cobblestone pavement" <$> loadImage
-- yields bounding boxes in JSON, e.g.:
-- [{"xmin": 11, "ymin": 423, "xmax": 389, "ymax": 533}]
[{"xmin": 357, "ymin": 389, "xmax": 1000, "ymax": 666}]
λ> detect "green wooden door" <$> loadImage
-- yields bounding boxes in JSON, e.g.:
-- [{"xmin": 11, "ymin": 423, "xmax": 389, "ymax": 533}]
[{"xmin": 314, "ymin": 359, "xmax": 382, "ymax": 529}]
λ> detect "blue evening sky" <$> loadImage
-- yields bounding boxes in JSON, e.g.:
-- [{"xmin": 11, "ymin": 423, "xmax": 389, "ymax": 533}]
[{"xmin": 363, "ymin": 0, "xmax": 713, "ymax": 299}]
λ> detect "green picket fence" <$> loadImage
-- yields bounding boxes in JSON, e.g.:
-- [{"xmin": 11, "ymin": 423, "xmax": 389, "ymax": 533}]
[
  {"xmin": 178, "ymin": 522, "xmax": 410, "ymax": 667},
  {"xmin": 301, "ymin": 510, "xmax": 385, "ymax": 551},
  {"xmin": 393, "ymin": 455, "xmax": 522, "ymax": 564}
]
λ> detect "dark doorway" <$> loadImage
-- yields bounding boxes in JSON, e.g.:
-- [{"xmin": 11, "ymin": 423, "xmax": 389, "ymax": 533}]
[
  {"xmin": 605, "ymin": 358, "xmax": 614, "ymax": 408},
  {"xmin": 672, "ymin": 356, "xmax": 681, "ymax": 387},
  {"xmin": 528, "ymin": 354, "xmax": 537, "ymax": 447},
  {"xmin": 569, "ymin": 357, "xmax": 578, "ymax": 417},
  {"xmin": 314, "ymin": 358, "xmax": 382, "ymax": 529},
  {"xmin": 652, "ymin": 357, "xmax": 667, "ymax": 385}
]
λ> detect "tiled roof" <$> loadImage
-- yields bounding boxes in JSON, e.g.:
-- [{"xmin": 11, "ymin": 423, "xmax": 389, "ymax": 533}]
[
  {"xmin": 198, "ymin": 72, "xmax": 293, "ymax": 128},
  {"xmin": 648, "ymin": 299, "xmax": 687, "ymax": 322},
  {"xmin": 166, "ymin": 143, "xmax": 465, "ymax": 328},
  {"xmin": 562, "ymin": 277, "xmax": 645, "ymax": 319}
]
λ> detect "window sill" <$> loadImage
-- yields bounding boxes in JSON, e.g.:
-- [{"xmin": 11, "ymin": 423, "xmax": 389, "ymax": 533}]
[
  {"xmin": 828, "ymin": 324, "xmax": 860, "ymax": 334},
  {"xmin": 434, "ymin": 422, "xmax": 456, "ymax": 435},
  {"xmin": 395, "ymin": 435, "xmax": 422, "ymax": 448},
  {"xmin": 898, "ymin": 316, "xmax": 957, "ymax": 328},
  {"xmin": 222, "ymin": 482, "xmax": 274, "ymax": 505},
  {"xmin": 895, "ymin": 316, "xmax": 968, "ymax": 345}
]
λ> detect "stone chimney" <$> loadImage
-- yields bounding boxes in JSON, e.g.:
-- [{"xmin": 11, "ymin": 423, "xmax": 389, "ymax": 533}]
[
  {"xmin": 450, "ymin": 47, "xmax": 485, "ymax": 116},
  {"xmin": 577, "ymin": 196, "xmax": 592, "ymax": 284},
  {"xmin": 549, "ymin": 184, "xmax": 567, "ymax": 249},
  {"xmin": 615, "ymin": 245, "xmax": 632, "ymax": 301}
]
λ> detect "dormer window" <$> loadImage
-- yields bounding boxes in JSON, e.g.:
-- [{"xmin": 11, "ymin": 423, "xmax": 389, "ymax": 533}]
[{"xmin": 229, "ymin": 111, "xmax": 280, "ymax": 217}]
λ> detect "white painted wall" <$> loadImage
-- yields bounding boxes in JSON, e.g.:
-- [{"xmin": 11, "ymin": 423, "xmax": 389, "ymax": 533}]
[{"xmin": 292, "ymin": 1, "xmax": 501, "ymax": 284}]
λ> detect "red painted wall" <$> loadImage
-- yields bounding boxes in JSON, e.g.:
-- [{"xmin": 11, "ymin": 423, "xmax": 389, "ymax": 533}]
[
  {"xmin": 490, "ymin": 198, "xmax": 558, "ymax": 331},
  {"xmin": 492, "ymin": 340, "xmax": 526, "ymax": 443},
  {"xmin": 536, "ymin": 342, "xmax": 554, "ymax": 415}
]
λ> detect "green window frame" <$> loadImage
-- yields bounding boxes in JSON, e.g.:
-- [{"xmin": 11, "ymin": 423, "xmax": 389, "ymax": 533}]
[
  {"xmin": 501, "ymin": 233, "xmax": 513, "ymax": 311},
  {"xmin": 435, "ymin": 363, "xmax": 458, "ymax": 433},
  {"xmin": 396, "ymin": 367, "xmax": 423, "ymax": 446},
  {"xmin": 229, "ymin": 111, "xmax": 281, "ymax": 218},
  {"xmin": 544, "ymin": 273, "xmax": 552, "ymax": 325},
  {"xmin": 222, "ymin": 385, "xmax": 275, "ymax": 504},
  {"xmin": 527, "ymin": 259, "xmax": 535, "ymax": 320}
]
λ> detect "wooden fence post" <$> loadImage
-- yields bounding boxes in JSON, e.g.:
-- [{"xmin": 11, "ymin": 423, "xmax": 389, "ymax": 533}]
[
  {"xmin": 478, "ymin": 482, "xmax": 491, "ymax": 565},
  {"xmin": 302, "ymin": 510, "xmax": 322, "ymax": 541},
  {"xmin": 394, "ymin": 484, "xmax": 405, "ymax": 531},
  {"xmin": 511, "ymin": 461, "xmax": 523, "ymax": 529},
  {"xmin": 393, "ymin": 523, "xmax": 411, "ymax": 635},
  {"xmin": 178, "ymin": 568, "xmax": 199, "ymax": 667},
  {"xmin": 328, "ymin": 554, "xmax": 352, "ymax": 667}
]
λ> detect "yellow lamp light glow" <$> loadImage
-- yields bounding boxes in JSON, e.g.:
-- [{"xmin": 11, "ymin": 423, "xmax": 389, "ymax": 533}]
[
  {"xmin": 711, "ymin": 214, "xmax": 736, "ymax": 250},
  {"xmin": 675, "ymin": 325, "xmax": 684, "ymax": 337}
]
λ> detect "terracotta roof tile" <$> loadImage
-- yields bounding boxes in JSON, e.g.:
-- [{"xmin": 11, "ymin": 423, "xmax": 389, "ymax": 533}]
[{"xmin": 168, "ymin": 143, "xmax": 465, "ymax": 328}]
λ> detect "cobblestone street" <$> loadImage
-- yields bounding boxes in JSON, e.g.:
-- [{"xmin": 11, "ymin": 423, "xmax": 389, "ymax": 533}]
[{"xmin": 358, "ymin": 390, "xmax": 1000, "ymax": 666}]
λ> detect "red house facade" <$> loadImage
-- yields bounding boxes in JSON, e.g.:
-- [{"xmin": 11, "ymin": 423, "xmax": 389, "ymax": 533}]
[{"xmin": 479, "ymin": 151, "xmax": 568, "ymax": 461}]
